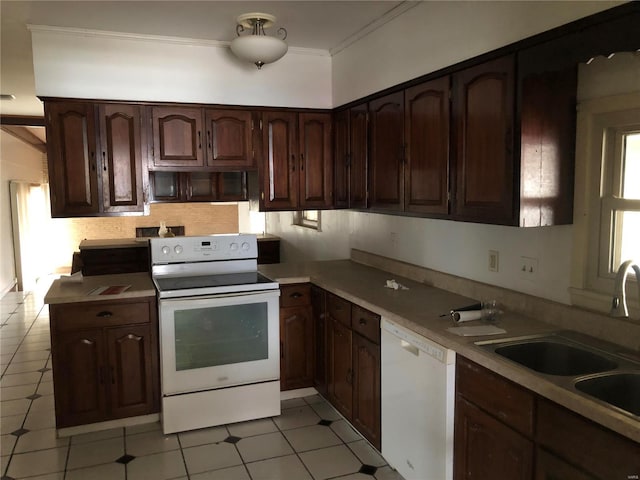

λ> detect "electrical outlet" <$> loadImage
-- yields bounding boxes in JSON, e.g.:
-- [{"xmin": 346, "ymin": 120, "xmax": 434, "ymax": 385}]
[
  {"xmin": 520, "ymin": 256, "xmax": 538, "ymax": 278},
  {"xmin": 488, "ymin": 250, "xmax": 499, "ymax": 272}
]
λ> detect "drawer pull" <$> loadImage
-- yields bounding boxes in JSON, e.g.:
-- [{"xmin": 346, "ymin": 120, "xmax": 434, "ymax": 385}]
[
  {"xmin": 290, "ymin": 292, "xmax": 303, "ymax": 299},
  {"xmin": 96, "ymin": 311, "xmax": 113, "ymax": 318},
  {"xmin": 359, "ymin": 318, "xmax": 367, "ymax": 325}
]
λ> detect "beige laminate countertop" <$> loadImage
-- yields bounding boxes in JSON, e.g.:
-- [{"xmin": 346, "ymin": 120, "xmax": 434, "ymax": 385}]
[
  {"xmin": 44, "ymin": 272, "xmax": 155, "ymax": 304},
  {"xmin": 259, "ymin": 260, "xmax": 640, "ymax": 443}
]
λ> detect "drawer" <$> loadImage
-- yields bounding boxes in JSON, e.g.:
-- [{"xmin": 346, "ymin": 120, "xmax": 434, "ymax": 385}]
[
  {"xmin": 327, "ymin": 293, "xmax": 351, "ymax": 328},
  {"xmin": 280, "ymin": 284, "xmax": 311, "ymax": 307},
  {"xmin": 51, "ymin": 300, "xmax": 151, "ymax": 331},
  {"xmin": 456, "ymin": 356, "xmax": 535, "ymax": 436},
  {"xmin": 351, "ymin": 304, "xmax": 380, "ymax": 344}
]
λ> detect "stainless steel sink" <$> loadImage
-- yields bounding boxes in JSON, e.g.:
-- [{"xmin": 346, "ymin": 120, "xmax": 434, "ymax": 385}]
[
  {"xmin": 476, "ymin": 332, "xmax": 640, "ymax": 419},
  {"xmin": 575, "ymin": 372, "xmax": 640, "ymax": 417},
  {"xmin": 493, "ymin": 341, "xmax": 618, "ymax": 376}
]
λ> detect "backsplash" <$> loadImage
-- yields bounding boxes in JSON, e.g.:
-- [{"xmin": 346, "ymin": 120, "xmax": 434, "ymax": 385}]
[
  {"xmin": 351, "ymin": 249, "xmax": 640, "ymax": 352},
  {"xmin": 49, "ymin": 203, "xmax": 239, "ymax": 269}
]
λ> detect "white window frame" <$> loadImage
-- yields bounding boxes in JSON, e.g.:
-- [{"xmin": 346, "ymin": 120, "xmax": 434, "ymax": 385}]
[
  {"xmin": 570, "ymin": 92, "xmax": 640, "ymax": 318},
  {"xmin": 292, "ymin": 210, "xmax": 321, "ymax": 231}
]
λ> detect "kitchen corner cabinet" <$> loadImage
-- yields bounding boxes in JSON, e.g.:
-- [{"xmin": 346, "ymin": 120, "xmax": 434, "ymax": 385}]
[
  {"xmin": 45, "ymin": 100, "xmax": 146, "ymax": 217},
  {"xmin": 369, "ymin": 92, "xmax": 405, "ymax": 211},
  {"xmin": 325, "ymin": 291, "xmax": 381, "ymax": 450},
  {"xmin": 454, "ymin": 356, "xmax": 640, "ymax": 480},
  {"xmin": 149, "ymin": 171, "xmax": 247, "ymax": 202},
  {"xmin": 150, "ymin": 106, "xmax": 255, "ymax": 170},
  {"xmin": 49, "ymin": 297, "xmax": 159, "ymax": 428},
  {"xmin": 261, "ymin": 111, "xmax": 333, "ymax": 211},
  {"xmin": 334, "ymin": 103, "xmax": 368, "ymax": 209},
  {"xmin": 279, "ymin": 284, "xmax": 314, "ymax": 391},
  {"xmin": 311, "ymin": 285, "xmax": 328, "ymax": 396}
]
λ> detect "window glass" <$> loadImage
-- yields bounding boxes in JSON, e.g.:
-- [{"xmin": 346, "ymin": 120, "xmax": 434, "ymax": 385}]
[{"xmin": 622, "ymin": 132, "xmax": 640, "ymax": 200}]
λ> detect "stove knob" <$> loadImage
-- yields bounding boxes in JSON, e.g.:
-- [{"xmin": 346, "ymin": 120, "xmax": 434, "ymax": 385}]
[
  {"xmin": 230, "ymin": 242, "xmax": 239, "ymax": 251},
  {"xmin": 242, "ymin": 242, "xmax": 250, "ymax": 251},
  {"xmin": 174, "ymin": 245, "xmax": 183, "ymax": 254},
  {"xmin": 161, "ymin": 246, "xmax": 170, "ymax": 255}
]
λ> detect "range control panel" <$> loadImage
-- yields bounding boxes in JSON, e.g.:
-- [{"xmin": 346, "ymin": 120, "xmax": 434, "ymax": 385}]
[{"xmin": 150, "ymin": 234, "xmax": 258, "ymax": 264}]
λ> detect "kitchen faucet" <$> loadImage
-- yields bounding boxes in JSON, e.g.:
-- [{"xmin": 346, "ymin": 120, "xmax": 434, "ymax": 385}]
[{"xmin": 610, "ymin": 260, "xmax": 640, "ymax": 318}]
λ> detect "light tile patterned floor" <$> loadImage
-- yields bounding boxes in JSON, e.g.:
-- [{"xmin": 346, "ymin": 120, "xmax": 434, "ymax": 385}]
[{"xmin": 1, "ymin": 289, "xmax": 405, "ymax": 480}]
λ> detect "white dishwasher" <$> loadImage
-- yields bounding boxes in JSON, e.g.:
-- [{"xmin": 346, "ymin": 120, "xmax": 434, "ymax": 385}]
[{"xmin": 381, "ymin": 317, "xmax": 455, "ymax": 480}]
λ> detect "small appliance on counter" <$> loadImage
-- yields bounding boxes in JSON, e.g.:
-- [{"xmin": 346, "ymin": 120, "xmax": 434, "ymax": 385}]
[{"xmin": 150, "ymin": 234, "xmax": 281, "ymax": 434}]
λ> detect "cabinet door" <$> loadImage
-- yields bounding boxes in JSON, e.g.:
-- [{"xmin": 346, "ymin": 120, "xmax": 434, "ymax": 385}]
[
  {"xmin": 152, "ymin": 106, "xmax": 204, "ymax": 167},
  {"xmin": 98, "ymin": 104, "xmax": 145, "ymax": 213},
  {"xmin": 352, "ymin": 333, "xmax": 381, "ymax": 450},
  {"xmin": 218, "ymin": 172, "xmax": 248, "ymax": 201},
  {"xmin": 262, "ymin": 111, "xmax": 298, "ymax": 210},
  {"xmin": 106, "ymin": 324, "xmax": 158, "ymax": 419},
  {"xmin": 52, "ymin": 329, "xmax": 107, "ymax": 427},
  {"xmin": 454, "ymin": 395, "xmax": 533, "ymax": 480},
  {"xmin": 453, "ymin": 55, "xmax": 515, "ymax": 224},
  {"xmin": 149, "ymin": 171, "xmax": 182, "ymax": 202},
  {"xmin": 185, "ymin": 172, "xmax": 218, "ymax": 201},
  {"xmin": 369, "ymin": 92, "xmax": 404, "ymax": 211},
  {"xmin": 405, "ymin": 77, "xmax": 450, "ymax": 215},
  {"xmin": 298, "ymin": 112, "xmax": 333, "ymax": 209},
  {"xmin": 535, "ymin": 448, "xmax": 597, "ymax": 480},
  {"xmin": 204, "ymin": 109, "xmax": 254, "ymax": 168},
  {"xmin": 333, "ymin": 110, "xmax": 349, "ymax": 208},
  {"xmin": 45, "ymin": 101, "xmax": 99, "ymax": 216},
  {"xmin": 349, "ymin": 104, "xmax": 369, "ymax": 209},
  {"xmin": 328, "ymin": 317, "xmax": 353, "ymax": 419},
  {"xmin": 311, "ymin": 286, "xmax": 327, "ymax": 396},
  {"xmin": 280, "ymin": 306, "xmax": 314, "ymax": 390}
]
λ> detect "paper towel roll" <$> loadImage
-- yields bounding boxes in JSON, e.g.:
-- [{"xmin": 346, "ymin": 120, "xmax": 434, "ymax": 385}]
[{"xmin": 452, "ymin": 310, "xmax": 483, "ymax": 323}]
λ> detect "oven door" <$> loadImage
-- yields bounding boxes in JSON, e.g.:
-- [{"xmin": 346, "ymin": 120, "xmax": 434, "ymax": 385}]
[{"xmin": 159, "ymin": 289, "xmax": 280, "ymax": 396}]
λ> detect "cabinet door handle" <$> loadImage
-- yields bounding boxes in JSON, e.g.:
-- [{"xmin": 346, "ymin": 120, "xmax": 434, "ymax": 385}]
[
  {"xmin": 207, "ymin": 130, "xmax": 212, "ymax": 150},
  {"xmin": 99, "ymin": 366, "xmax": 106, "ymax": 385},
  {"xmin": 198, "ymin": 131, "xmax": 202, "ymax": 149},
  {"xmin": 359, "ymin": 318, "xmax": 367, "ymax": 325},
  {"xmin": 91, "ymin": 151, "xmax": 96, "ymax": 171},
  {"xmin": 96, "ymin": 311, "xmax": 113, "ymax": 318},
  {"xmin": 346, "ymin": 368, "xmax": 353, "ymax": 385},
  {"xmin": 290, "ymin": 292, "xmax": 303, "ymax": 299},
  {"xmin": 102, "ymin": 152, "xmax": 107, "ymax": 171},
  {"xmin": 300, "ymin": 154, "xmax": 304, "ymax": 171},
  {"xmin": 110, "ymin": 366, "xmax": 116, "ymax": 384},
  {"xmin": 291, "ymin": 154, "xmax": 296, "ymax": 172}
]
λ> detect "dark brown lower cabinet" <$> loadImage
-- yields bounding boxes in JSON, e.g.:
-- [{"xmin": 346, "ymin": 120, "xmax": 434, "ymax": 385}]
[
  {"xmin": 455, "ymin": 356, "xmax": 640, "ymax": 480},
  {"xmin": 352, "ymin": 333, "xmax": 380, "ymax": 449},
  {"xmin": 454, "ymin": 396, "xmax": 533, "ymax": 480},
  {"xmin": 328, "ymin": 316, "xmax": 353, "ymax": 419},
  {"xmin": 311, "ymin": 285, "xmax": 327, "ymax": 396},
  {"xmin": 50, "ymin": 297, "xmax": 159, "ymax": 428},
  {"xmin": 279, "ymin": 284, "xmax": 314, "ymax": 391}
]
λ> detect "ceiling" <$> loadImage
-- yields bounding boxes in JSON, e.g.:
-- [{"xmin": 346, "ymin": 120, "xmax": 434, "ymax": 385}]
[{"xmin": 0, "ymin": 1, "xmax": 406, "ymax": 118}]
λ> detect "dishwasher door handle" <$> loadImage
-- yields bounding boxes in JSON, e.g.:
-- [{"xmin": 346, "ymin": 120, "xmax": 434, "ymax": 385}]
[{"xmin": 401, "ymin": 340, "xmax": 419, "ymax": 356}]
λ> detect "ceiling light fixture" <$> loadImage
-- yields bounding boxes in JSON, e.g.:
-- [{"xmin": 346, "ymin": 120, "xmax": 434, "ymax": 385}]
[{"xmin": 230, "ymin": 13, "xmax": 288, "ymax": 70}]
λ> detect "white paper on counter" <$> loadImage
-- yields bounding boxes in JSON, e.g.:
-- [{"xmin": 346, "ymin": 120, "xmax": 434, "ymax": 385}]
[{"xmin": 446, "ymin": 325, "xmax": 507, "ymax": 336}]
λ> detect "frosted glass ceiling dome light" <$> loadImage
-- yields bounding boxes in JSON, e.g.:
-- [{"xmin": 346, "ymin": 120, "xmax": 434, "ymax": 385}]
[{"xmin": 230, "ymin": 13, "xmax": 288, "ymax": 70}]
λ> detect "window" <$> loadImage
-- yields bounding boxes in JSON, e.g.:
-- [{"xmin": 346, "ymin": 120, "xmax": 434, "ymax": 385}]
[
  {"xmin": 293, "ymin": 210, "xmax": 321, "ymax": 230},
  {"xmin": 571, "ymin": 93, "xmax": 640, "ymax": 314}
]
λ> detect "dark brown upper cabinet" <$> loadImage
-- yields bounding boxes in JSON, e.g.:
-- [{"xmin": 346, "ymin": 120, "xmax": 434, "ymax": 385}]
[
  {"xmin": 98, "ymin": 104, "xmax": 145, "ymax": 213},
  {"xmin": 452, "ymin": 55, "xmax": 515, "ymax": 225},
  {"xmin": 148, "ymin": 171, "xmax": 247, "ymax": 203},
  {"xmin": 260, "ymin": 111, "xmax": 332, "ymax": 211},
  {"xmin": 46, "ymin": 101, "xmax": 100, "ymax": 217},
  {"xmin": 369, "ymin": 92, "xmax": 405, "ymax": 212},
  {"xmin": 404, "ymin": 77, "xmax": 450, "ymax": 216},
  {"xmin": 204, "ymin": 109, "xmax": 254, "ymax": 169},
  {"xmin": 334, "ymin": 104, "xmax": 369, "ymax": 210},
  {"xmin": 151, "ymin": 106, "xmax": 255, "ymax": 170},
  {"xmin": 151, "ymin": 106, "xmax": 204, "ymax": 168},
  {"xmin": 46, "ymin": 100, "xmax": 146, "ymax": 217}
]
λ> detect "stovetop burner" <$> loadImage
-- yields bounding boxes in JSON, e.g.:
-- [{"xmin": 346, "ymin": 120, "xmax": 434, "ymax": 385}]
[{"xmin": 155, "ymin": 272, "xmax": 274, "ymax": 292}]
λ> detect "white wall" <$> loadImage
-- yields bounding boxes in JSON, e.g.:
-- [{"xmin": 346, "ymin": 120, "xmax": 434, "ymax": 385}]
[
  {"xmin": 31, "ymin": 27, "xmax": 332, "ymax": 109},
  {"xmin": 332, "ymin": 1, "xmax": 619, "ymax": 106},
  {"xmin": 0, "ymin": 132, "xmax": 46, "ymax": 293}
]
